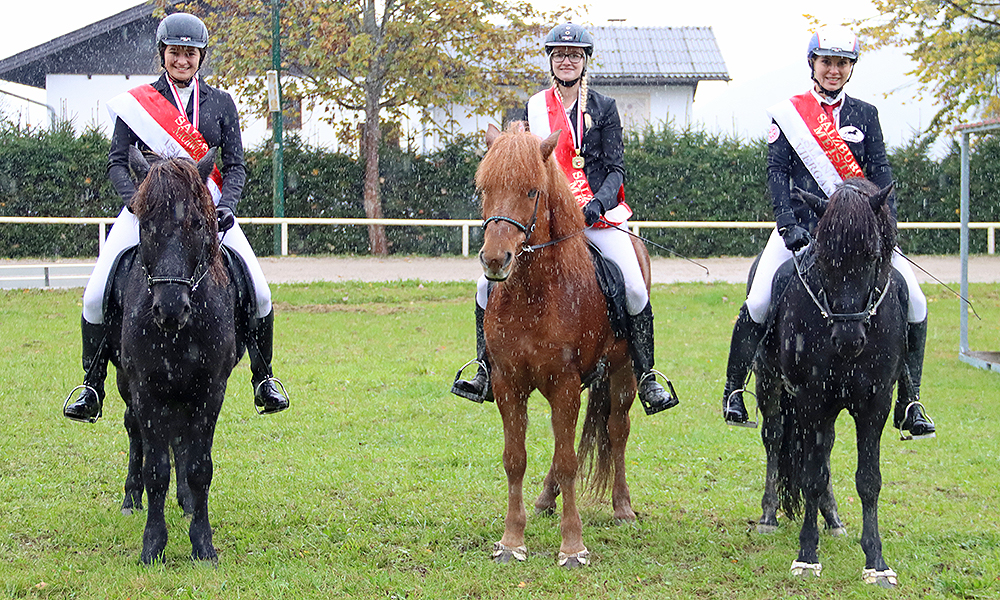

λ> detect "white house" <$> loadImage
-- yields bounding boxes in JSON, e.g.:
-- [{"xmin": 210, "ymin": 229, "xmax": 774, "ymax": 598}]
[{"xmin": 0, "ymin": 3, "xmax": 729, "ymax": 152}]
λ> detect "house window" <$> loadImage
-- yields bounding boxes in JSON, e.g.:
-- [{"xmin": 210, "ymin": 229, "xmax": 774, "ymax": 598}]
[{"xmin": 267, "ymin": 97, "xmax": 302, "ymax": 130}]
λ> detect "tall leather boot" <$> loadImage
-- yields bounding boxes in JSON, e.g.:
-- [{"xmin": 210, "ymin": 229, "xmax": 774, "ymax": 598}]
[
  {"xmin": 628, "ymin": 302, "xmax": 678, "ymax": 416},
  {"xmin": 894, "ymin": 318, "xmax": 936, "ymax": 439},
  {"xmin": 451, "ymin": 304, "xmax": 493, "ymax": 403},
  {"xmin": 722, "ymin": 304, "xmax": 765, "ymax": 427},
  {"xmin": 63, "ymin": 316, "xmax": 109, "ymax": 423},
  {"xmin": 248, "ymin": 310, "xmax": 289, "ymax": 414}
]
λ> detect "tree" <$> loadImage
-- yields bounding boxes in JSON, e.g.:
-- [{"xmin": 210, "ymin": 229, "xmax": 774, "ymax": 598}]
[
  {"xmin": 857, "ymin": 1, "xmax": 1000, "ymax": 133},
  {"xmin": 185, "ymin": 0, "xmax": 552, "ymax": 255}
]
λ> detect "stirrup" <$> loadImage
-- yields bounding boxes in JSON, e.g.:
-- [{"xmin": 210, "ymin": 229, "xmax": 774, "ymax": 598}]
[
  {"xmin": 63, "ymin": 385, "xmax": 102, "ymax": 424},
  {"xmin": 725, "ymin": 388, "xmax": 758, "ymax": 428},
  {"xmin": 451, "ymin": 359, "xmax": 490, "ymax": 403},
  {"xmin": 897, "ymin": 400, "xmax": 936, "ymax": 441},
  {"xmin": 638, "ymin": 370, "xmax": 679, "ymax": 414},
  {"xmin": 254, "ymin": 377, "xmax": 290, "ymax": 415}
]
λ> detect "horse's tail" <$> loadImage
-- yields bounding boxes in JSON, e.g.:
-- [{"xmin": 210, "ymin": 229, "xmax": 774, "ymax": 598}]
[
  {"xmin": 577, "ymin": 378, "xmax": 613, "ymax": 499},
  {"xmin": 774, "ymin": 388, "xmax": 804, "ymax": 520}
]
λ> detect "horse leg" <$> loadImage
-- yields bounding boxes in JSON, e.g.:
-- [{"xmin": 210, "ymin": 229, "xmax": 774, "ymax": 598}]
[
  {"xmin": 534, "ymin": 465, "xmax": 560, "ymax": 515},
  {"xmin": 493, "ymin": 381, "xmax": 529, "ymax": 564},
  {"xmin": 120, "ymin": 379, "xmax": 144, "ymax": 515},
  {"xmin": 791, "ymin": 417, "xmax": 835, "ymax": 578},
  {"xmin": 608, "ymin": 368, "xmax": 635, "ymax": 522},
  {"xmin": 139, "ymin": 421, "xmax": 171, "ymax": 565},
  {"xmin": 756, "ymin": 373, "xmax": 781, "ymax": 533},
  {"xmin": 855, "ymin": 408, "xmax": 896, "ymax": 587},
  {"xmin": 819, "ymin": 447, "xmax": 846, "ymax": 536},
  {"xmin": 171, "ymin": 434, "xmax": 194, "ymax": 517},
  {"xmin": 185, "ymin": 404, "xmax": 220, "ymax": 564},
  {"xmin": 547, "ymin": 382, "xmax": 588, "ymax": 568}
]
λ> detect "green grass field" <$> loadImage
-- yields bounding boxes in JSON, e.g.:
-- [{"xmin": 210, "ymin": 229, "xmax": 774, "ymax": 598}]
[{"xmin": 1, "ymin": 280, "xmax": 997, "ymax": 599}]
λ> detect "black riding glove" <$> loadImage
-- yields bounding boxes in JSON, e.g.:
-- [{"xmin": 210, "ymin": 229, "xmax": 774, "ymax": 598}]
[
  {"xmin": 582, "ymin": 199, "xmax": 603, "ymax": 227},
  {"xmin": 216, "ymin": 206, "xmax": 236, "ymax": 233},
  {"xmin": 779, "ymin": 224, "xmax": 809, "ymax": 252}
]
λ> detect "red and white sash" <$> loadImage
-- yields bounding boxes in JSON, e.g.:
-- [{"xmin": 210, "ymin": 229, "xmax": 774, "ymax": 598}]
[
  {"xmin": 526, "ymin": 88, "xmax": 631, "ymax": 227},
  {"xmin": 766, "ymin": 91, "xmax": 865, "ymax": 197},
  {"xmin": 106, "ymin": 78, "xmax": 224, "ymax": 203}
]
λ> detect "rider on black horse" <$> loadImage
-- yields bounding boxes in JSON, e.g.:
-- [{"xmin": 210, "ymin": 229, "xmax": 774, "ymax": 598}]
[
  {"xmin": 721, "ymin": 26, "xmax": 935, "ymax": 440},
  {"xmin": 63, "ymin": 12, "xmax": 289, "ymax": 423}
]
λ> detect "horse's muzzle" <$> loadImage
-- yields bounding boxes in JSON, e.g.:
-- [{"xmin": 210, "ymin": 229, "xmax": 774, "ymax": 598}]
[
  {"xmin": 479, "ymin": 247, "xmax": 514, "ymax": 282},
  {"xmin": 151, "ymin": 290, "xmax": 193, "ymax": 331},
  {"xmin": 831, "ymin": 321, "xmax": 866, "ymax": 359}
]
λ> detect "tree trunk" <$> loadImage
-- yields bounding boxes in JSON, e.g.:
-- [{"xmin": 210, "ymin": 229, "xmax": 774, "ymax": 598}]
[{"xmin": 362, "ymin": 94, "xmax": 387, "ymax": 255}]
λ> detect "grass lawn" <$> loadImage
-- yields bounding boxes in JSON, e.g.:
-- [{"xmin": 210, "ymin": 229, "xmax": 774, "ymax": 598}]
[{"xmin": 0, "ymin": 279, "xmax": 997, "ymax": 599}]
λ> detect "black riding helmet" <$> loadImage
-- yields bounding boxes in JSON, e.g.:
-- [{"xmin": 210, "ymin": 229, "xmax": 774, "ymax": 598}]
[
  {"xmin": 157, "ymin": 13, "xmax": 209, "ymax": 68},
  {"xmin": 545, "ymin": 23, "xmax": 593, "ymax": 88}
]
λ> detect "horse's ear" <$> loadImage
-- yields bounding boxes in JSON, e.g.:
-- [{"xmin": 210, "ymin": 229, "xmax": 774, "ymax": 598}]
[
  {"xmin": 793, "ymin": 186, "xmax": 828, "ymax": 218},
  {"xmin": 485, "ymin": 124, "xmax": 501, "ymax": 149},
  {"xmin": 540, "ymin": 130, "xmax": 561, "ymax": 161},
  {"xmin": 129, "ymin": 146, "xmax": 152, "ymax": 182},
  {"xmin": 870, "ymin": 181, "xmax": 895, "ymax": 212},
  {"xmin": 197, "ymin": 149, "xmax": 217, "ymax": 183}
]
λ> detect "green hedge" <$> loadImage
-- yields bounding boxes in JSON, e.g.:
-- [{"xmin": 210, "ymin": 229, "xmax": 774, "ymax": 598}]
[{"xmin": 1, "ymin": 120, "xmax": 997, "ymax": 257}]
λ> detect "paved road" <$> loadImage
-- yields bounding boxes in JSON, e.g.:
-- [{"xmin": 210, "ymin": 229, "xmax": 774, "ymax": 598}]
[{"xmin": 2, "ymin": 254, "xmax": 998, "ymax": 289}]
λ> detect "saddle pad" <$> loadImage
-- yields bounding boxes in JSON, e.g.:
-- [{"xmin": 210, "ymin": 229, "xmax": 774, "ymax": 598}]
[{"xmin": 587, "ymin": 242, "xmax": 630, "ymax": 340}]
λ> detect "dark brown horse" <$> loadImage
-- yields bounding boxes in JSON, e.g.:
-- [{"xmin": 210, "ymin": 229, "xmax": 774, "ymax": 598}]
[{"xmin": 477, "ymin": 122, "xmax": 649, "ymax": 568}]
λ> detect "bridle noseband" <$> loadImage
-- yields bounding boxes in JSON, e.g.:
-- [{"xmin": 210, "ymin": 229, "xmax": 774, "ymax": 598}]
[{"xmin": 142, "ymin": 228, "xmax": 225, "ymax": 294}]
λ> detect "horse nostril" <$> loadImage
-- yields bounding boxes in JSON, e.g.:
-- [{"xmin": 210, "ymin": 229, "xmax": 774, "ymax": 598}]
[{"xmin": 502, "ymin": 251, "xmax": 513, "ymax": 270}]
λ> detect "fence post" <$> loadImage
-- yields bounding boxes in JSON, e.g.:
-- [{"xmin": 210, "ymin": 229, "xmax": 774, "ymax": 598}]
[
  {"xmin": 462, "ymin": 224, "xmax": 469, "ymax": 257},
  {"xmin": 281, "ymin": 222, "xmax": 289, "ymax": 256},
  {"xmin": 99, "ymin": 222, "xmax": 106, "ymax": 252},
  {"xmin": 989, "ymin": 226, "xmax": 995, "ymax": 255}
]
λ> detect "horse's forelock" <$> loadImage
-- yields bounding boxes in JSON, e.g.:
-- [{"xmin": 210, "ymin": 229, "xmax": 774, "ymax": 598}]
[{"xmin": 814, "ymin": 179, "xmax": 895, "ymax": 269}]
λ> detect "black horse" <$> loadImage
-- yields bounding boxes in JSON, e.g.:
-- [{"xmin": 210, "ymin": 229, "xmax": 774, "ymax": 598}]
[
  {"xmin": 754, "ymin": 178, "xmax": 907, "ymax": 587},
  {"xmin": 104, "ymin": 152, "xmax": 241, "ymax": 564}
]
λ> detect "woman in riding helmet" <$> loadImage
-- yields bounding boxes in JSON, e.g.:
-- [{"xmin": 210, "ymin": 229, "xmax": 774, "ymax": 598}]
[
  {"xmin": 452, "ymin": 23, "xmax": 678, "ymax": 417},
  {"xmin": 63, "ymin": 12, "xmax": 289, "ymax": 422},
  {"xmin": 721, "ymin": 26, "xmax": 935, "ymax": 439}
]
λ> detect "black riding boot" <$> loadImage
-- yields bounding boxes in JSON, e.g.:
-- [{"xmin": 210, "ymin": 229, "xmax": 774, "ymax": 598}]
[
  {"xmin": 629, "ymin": 303, "xmax": 678, "ymax": 416},
  {"xmin": 63, "ymin": 317, "xmax": 109, "ymax": 423},
  {"xmin": 248, "ymin": 310, "xmax": 289, "ymax": 415},
  {"xmin": 894, "ymin": 318, "xmax": 936, "ymax": 439},
  {"xmin": 451, "ymin": 305, "xmax": 493, "ymax": 403},
  {"xmin": 722, "ymin": 304, "xmax": 765, "ymax": 426}
]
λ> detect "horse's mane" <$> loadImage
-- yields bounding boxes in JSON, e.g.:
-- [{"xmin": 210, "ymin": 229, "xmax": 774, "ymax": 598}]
[
  {"xmin": 476, "ymin": 123, "xmax": 590, "ymax": 279},
  {"xmin": 813, "ymin": 177, "xmax": 896, "ymax": 271},
  {"xmin": 132, "ymin": 158, "xmax": 227, "ymax": 283}
]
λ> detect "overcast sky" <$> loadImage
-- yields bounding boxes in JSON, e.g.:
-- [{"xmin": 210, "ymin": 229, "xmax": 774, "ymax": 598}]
[{"xmin": 1, "ymin": 0, "xmax": 945, "ymax": 150}]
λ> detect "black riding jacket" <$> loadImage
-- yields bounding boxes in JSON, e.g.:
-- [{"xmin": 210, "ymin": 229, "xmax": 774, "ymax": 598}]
[
  {"xmin": 519, "ymin": 88, "xmax": 626, "ymax": 212},
  {"xmin": 107, "ymin": 73, "xmax": 246, "ymax": 212},
  {"xmin": 767, "ymin": 92, "xmax": 894, "ymax": 232}
]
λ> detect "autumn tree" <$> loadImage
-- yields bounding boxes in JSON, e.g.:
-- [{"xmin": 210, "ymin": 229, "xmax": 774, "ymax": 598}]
[
  {"xmin": 857, "ymin": 1, "xmax": 1000, "ymax": 133},
  {"xmin": 183, "ymin": 0, "xmax": 551, "ymax": 255}
]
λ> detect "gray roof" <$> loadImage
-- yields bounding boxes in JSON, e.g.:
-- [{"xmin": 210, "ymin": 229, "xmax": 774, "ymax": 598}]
[
  {"xmin": 536, "ymin": 26, "xmax": 730, "ymax": 85},
  {"xmin": 0, "ymin": 8, "xmax": 729, "ymax": 89}
]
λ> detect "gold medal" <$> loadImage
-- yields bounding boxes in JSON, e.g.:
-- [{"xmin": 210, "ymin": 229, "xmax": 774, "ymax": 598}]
[{"xmin": 572, "ymin": 155, "xmax": 585, "ymax": 169}]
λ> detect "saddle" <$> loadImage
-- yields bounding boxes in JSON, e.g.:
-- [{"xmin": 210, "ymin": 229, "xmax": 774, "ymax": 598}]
[{"xmin": 586, "ymin": 241, "xmax": 629, "ymax": 340}]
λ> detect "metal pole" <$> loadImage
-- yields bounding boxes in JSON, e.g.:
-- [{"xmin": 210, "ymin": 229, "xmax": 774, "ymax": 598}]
[
  {"xmin": 960, "ymin": 132, "xmax": 970, "ymax": 354},
  {"xmin": 270, "ymin": 0, "xmax": 285, "ymax": 256}
]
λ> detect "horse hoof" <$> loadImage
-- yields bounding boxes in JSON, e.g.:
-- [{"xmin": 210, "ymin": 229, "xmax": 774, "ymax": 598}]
[
  {"xmin": 826, "ymin": 526, "xmax": 847, "ymax": 537},
  {"xmin": 558, "ymin": 548, "xmax": 590, "ymax": 568},
  {"xmin": 756, "ymin": 523, "xmax": 778, "ymax": 534},
  {"xmin": 534, "ymin": 505, "xmax": 556, "ymax": 516},
  {"xmin": 121, "ymin": 507, "xmax": 135, "ymax": 516},
  {"xmin": 862, "ymin": 568, "xmax": 898, "ymax": 587},
  {"xmin": 492, "ymin": 542, "xmax": 527, "ymax": 564},
  {"xmin": 790, "ymin": 561, "xmax": 822, "ymax": 578}
]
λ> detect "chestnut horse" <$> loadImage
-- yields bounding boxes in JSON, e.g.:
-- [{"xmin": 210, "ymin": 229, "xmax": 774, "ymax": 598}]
[{"xmin": 477, "ymin": 122, "xmax": 649, "ymax": 568}]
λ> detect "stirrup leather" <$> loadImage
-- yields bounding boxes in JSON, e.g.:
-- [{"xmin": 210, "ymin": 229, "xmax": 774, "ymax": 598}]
[
  {"xmin": 63, "ymin": 384, "xmax": 102, "ymax": 423},
  {"xmin": 254, "ymin": 377, "xmax": 290, "ymax": 415}
]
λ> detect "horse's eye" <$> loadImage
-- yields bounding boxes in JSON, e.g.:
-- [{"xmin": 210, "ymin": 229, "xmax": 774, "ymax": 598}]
[{"xmin": 528, "ymin": 189, "xmax": 538, "ymax": 199}]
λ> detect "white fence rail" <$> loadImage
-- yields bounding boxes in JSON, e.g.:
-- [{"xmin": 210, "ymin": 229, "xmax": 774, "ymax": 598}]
[{"xmin": 0, "ymin": 216, "xmax": 997, "ymax": 286}]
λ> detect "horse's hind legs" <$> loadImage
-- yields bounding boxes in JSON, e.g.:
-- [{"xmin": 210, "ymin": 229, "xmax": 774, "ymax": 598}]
[
  {"xmin": 121, "ymin": 404, "xmax": 144, "ymax": 515},
  {"xmin": 757, "ymin": 391, "xmax": 781, "ymax": 534},
  {"xmin": 534, "ymin": 468, "xmax": 560, "ymax": 515},
  {"xmin": 171, "ymin": 435, "xmax": 194, "ymax": 517}
]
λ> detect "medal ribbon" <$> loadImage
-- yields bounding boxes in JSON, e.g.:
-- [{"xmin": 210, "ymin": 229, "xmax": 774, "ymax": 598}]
[{"xmin": 544, "ymin": 87, "xmax": 595, "ymax": 208}]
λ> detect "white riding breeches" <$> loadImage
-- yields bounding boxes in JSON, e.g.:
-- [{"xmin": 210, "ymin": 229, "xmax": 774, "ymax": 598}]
[
  {"xmin": 82, "ymin": 207, "xmax": 272, "ymax": 324},
  {"xmin": 476, "ymin": 222, "xmax": 648, "ymax": 315},
  {"xmin": 745, "ymin": 227, "xmax": 927, "ymax": 325}
]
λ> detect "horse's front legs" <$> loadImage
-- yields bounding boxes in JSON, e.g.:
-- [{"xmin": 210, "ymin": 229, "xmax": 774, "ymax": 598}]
[
  {"xmin": 855, "ymin": 410, "xmax": 896, "ymax": 587},
  {"xmin": 546, "ymin": 381, "xmax": 587, "ymax": 567},
  {"xmin": 792, "ymin": 418, "xmax": 836, "ymax": 578},
  {"xmin": 494, "ymin": 382, "xmax": 529, "ymax": 564},
  {"xmin": 139, "ymin": 425, "xmax": 171, "ymax": 565},
  {"xmin": 121, "ymin": 399, "xmax": 144, "ymax": 515},
  {"xmin": 185, "ymin": 405, "xmax": 221, "ymax": 563}
]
